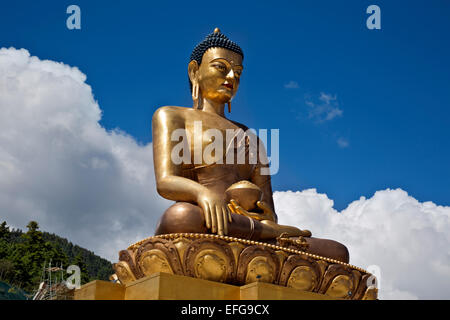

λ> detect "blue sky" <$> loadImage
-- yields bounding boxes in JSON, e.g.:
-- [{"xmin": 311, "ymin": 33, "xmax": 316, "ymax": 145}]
[{"xmin": 1, "ymin": 0, "xmax": 449, "ymax": 210}]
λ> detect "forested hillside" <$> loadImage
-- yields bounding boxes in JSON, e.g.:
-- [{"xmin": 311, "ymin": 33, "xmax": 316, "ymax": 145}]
[{"xmin": 0, "ymin": 220, "xmax": 113, "ymax": 294}]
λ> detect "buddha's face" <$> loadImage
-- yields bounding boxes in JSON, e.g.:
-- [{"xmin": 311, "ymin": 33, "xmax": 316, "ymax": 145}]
[{"xmin": 191, "ymin": 47, "xmax": 243, "ymax": 104}]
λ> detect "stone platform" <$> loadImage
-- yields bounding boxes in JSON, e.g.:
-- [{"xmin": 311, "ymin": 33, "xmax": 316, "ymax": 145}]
[{"xmin": 74, "ymin": 272, "xmax": 346, "ymax": 300}]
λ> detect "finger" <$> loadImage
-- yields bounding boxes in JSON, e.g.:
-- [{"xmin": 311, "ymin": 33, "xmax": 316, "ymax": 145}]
[
  {"xmin": 256, "ymin": 201, "xmax": 270, "ymax": 212},
  {"xmin": 234, "ymin": 204, "xmax": 247, "ymax": 216},
  {"xmin": 256, "ymin": 201, "xmax": 274, "ymax": 220},
  {"xmin": 210, "ymin": 202, "xmax": 217, "ymax": 234},
  {"xmin": 222, "ymin": 206, "xmax": 229, "ymax": 235},
  {"xmin": 230, "ymin": 199, "xmax": 239, "ymax": 209},
  {"xmin": 227, "ymin": 203, "xmax": 236, "ymax": 214},
  {"xmin": 216, "ymin": 204, "xmax": 224, "ymax": 236},
  {"xmin": 230, "ymin": 199, "xmax": 245, "ymax": 214},
  {"xmin": 227, "ymin": 206, "xmax": 232, "ymax": 223},
  {"xmin": 202, "ymin": 200, "xmax": 211, "ymax": 229}
]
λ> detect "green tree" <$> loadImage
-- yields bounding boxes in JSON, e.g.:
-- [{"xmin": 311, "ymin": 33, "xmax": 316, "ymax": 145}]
[
  {"xmin": 0, "ymin": 221, "xmax": 9, "ymax": 238},
  {"xmin": 0, "ymin": 259, "xmax": 14, "ymax": 280},
  {"xmin": 0, "ymin": 221, "xmax": 14, "ymax": 263},
  {"xmin": 10, "ymin": 221, "xmax": 67, "ymax": 292},
  {"xmin": 72, "ymin": 253, "xmax": 90, "ymax": 285}
]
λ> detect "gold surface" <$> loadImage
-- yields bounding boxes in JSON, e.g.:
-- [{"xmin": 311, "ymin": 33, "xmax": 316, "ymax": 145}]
[
  {"xmin": 139, "ymin": 249, "xmax": 173, "ymax": 276},
  {"xmin": 74, "ymin": 280, "xmax": 125, "ymax": 300},
  {"xmin": 240, "ymin": 282, "xmax": 339, "ymax": 300},
  {"xmin": 287, "ymin": 266, "xmax": 318, "ymax": 291},
  {"xmin": 128, "ymin": 233, "xmax": 367, "ymax": 273},
  {"xmin": 173, "ymin": 237, "xmax": 191, "ymax": 261},
  {"xmin": 325, "ymin": 275, "xmax": 353, "ymax": 299},
  {"xmin": 75, "ymin": 272, "xmax": 345, "ymax": 300},
  {"xmin": 225, "ymin": 181, "xmax": 262, "ymax": 213},
  {"xmin": 149, "ymin": 28, "xmax": 357, "ymax": 267},
  {"xmin": 114, "ymin": 260, "xmax": 136, "ymax": 285},
  {"xmin": 126, "ymin": 272, "xmax": 239, "ymax": 300},
  {"xmin": 245, "ymin": 256, "xmax": 275, "ymax": 284},
  {"xmin": 115, "ymin": 234, "xmax": 377, "ymax": 300},
  {"xmin": 194, "ymin": 248, "xmax": 228, "ymax": 282},
  {"xmin": 228, "ymin": 241, "xmax": 246, "ymax": 265},
  {"xmin": 152, "ymin": 29, "xmax": 311, "ymax": 240}
]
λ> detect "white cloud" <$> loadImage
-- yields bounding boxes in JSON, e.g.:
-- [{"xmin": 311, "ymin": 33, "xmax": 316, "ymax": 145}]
[
  {"xmin": 0, "ymin": 48, "xmax": 171, "ymax": 262},
  {"xmin": 274, "ymin": 188, "xmax": 450, "ymax": 299},
  {"xmin": 337, "ymin": 137, "xmax": 349, "ymax": 148},
  {"xmin": 305, "ymin": 92, "xmax": 343, "ymax": 122},
  {"xmin": 284, "ymin": 81, "xmax": 299, "ymax": 89},
  {"xmin": 319, "ymin": 92, "xmax": 336, "ymax": 105}
]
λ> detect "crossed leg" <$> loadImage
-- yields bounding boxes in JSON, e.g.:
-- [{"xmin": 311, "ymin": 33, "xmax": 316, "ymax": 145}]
[{"xmin": 155, "ymin": 202, "xmax": 349, "ymax": 263}]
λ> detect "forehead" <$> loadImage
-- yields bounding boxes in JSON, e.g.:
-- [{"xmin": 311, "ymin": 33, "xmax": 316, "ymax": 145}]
[{"xmin": 202, "ymin": 47, "xmax": 243, "ymax": 66}]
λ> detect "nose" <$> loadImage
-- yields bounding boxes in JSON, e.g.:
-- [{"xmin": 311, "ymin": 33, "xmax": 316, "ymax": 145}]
[{"xmin": 226, "ymin": 68, "xmax": 235, "ymax": 80}]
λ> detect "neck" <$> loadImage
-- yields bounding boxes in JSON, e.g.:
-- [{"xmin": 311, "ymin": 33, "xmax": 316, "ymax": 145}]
[{"xmin": 201, "ymin": 98, "xmax": 226, "ymax": 117}]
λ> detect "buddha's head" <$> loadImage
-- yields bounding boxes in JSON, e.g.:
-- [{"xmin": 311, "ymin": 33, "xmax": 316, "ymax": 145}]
[{"xmin": 188, "ymin": 28, "xmax": 244, "ymax": 108}]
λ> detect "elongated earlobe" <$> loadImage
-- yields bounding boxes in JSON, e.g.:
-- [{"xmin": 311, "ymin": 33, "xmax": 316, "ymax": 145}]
[{"xmin": 192, "ymin": 82, "xmax": 199, "ymax": 109}]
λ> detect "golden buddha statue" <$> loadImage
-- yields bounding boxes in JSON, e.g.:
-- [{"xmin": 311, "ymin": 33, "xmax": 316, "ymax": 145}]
[
  {"xmin": 151, "ymin": 28, "xmax": 349, "ymax": 263},
  {"xmin": 110, "ymin": 29, "xmax": 377, "ymax": 300}
]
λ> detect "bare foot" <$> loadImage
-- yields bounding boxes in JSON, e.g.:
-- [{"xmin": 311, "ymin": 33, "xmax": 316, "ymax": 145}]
[{"xmin": 260, "ymin": 220, "xmax": 312, "ymax": 237}]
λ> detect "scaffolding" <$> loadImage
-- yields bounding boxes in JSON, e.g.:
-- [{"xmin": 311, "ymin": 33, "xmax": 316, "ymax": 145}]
[{"xmin": 32, "ymin": 260, "xmax": 74, "ymax": 300}]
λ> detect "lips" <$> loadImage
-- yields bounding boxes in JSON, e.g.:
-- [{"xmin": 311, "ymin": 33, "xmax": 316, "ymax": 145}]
[{"xmin": 223, "ymin": 83, "xmax": 233, "ymax": 90}]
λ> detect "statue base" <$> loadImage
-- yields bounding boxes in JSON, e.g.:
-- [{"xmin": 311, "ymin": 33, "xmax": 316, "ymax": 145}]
[
  {"xmin": 111, "ymin": 233, "xmax": 377, "ymax": 300},
  {"xmin": 74, "ymin": 272, "xmax": 342, "ymax": 300}
]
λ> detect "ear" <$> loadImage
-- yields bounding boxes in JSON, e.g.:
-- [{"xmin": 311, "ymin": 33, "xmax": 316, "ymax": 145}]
[{"xmin": 188, "ymin": 60, "xmax": 199, "ymax": 83}]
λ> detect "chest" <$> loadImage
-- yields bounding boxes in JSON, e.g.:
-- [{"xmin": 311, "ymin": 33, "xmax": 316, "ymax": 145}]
[{"xmin": 184, "ymin": 119, "xmax": 257, "ymax": 166}]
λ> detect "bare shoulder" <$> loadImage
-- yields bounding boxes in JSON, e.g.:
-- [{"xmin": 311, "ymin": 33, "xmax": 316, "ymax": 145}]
[
  {"xmin": 152, "ymin": 106, "xmax": 190, "ymax": 124},
  {"xmin": 228, "ymin": 118, "xmax": 249, "ymax": 131}
]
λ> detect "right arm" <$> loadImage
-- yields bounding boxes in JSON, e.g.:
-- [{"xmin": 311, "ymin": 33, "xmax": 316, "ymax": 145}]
[{"xmin": 152, "ymin": 107, "xmax": 231, "ymax": 235}]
